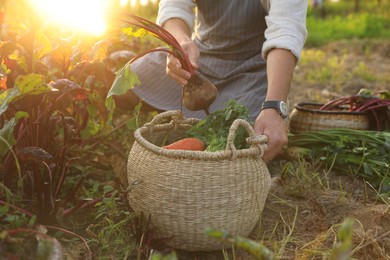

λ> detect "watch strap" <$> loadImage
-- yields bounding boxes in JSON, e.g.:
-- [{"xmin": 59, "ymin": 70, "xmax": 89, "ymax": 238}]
[
  {"xmin": 261, "ymin": 101, "xmax": 280, "ymax": 109},
  {"xmin": 261, "ymin": 100, "xmax": 288, "ymax": 119}
]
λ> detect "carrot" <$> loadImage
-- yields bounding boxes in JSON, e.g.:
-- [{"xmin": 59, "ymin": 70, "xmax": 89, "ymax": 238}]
[{"xmin": 163, "ymin": 137, "xmax": 205, "ymax": 151}]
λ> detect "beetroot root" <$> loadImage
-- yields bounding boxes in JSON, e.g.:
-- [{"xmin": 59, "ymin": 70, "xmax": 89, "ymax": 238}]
[{"xmin": 182, "ymin": 74, "xmax": 218, "ymax": 114}]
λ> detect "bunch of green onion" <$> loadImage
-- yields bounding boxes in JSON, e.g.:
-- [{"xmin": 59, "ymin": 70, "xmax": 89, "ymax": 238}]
[{"xmin": 287, "ymin": 129, "xmax": 390, "ymax": 193}]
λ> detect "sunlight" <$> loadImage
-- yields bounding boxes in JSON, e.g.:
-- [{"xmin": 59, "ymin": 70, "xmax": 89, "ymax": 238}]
[{"xmin": 29, "ymin": 0, "xmax": 110, "ymax": 35}]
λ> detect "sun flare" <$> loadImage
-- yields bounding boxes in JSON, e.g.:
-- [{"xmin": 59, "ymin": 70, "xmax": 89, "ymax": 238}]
[{"xmin": 29, "ymin": 0, "xmax": 110, "ymax": 35}]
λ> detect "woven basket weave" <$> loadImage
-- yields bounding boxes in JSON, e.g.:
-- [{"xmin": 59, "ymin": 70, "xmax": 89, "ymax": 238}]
[
  {"xmin": 127, "ymin": 110, "xmax": 271, "ymax": 251},
  {"xmin": 289, "ymin": 102, "xmax": 370, "ymax": 134}
]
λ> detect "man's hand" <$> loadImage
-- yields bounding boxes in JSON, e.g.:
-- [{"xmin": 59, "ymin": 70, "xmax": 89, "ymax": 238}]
[
  {"xmin": 256, "ymin": 48, "xmax": 296, "ymax": 162},
  {"xmin": 166, "ymin": 40, "xmax": 199, "ymax": 86},
  {"xmin": 162, "ymin": 18, "xmax": 199, "ymax": 86},
  {"xmin": 254, "ymin": 109, "xmax": 288, "ymax": 163}
]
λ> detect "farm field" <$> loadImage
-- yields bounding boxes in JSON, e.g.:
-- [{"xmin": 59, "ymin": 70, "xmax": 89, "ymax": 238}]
[{"xmin": 1, "ymin": 0, "xmax": 389, "ymax": 259}]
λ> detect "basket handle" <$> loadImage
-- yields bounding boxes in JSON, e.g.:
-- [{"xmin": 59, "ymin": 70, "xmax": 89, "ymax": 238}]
[
  {"xmin": 225, "ymin": 119, "xmax": 268, "ymax": 158},
  {"xmin": 143, "ymin": 110, "xmax": 198, "ymax": 130},
  {"xmin": 145, "ymin": 110, "xmax": 183, "ymax": 126}
]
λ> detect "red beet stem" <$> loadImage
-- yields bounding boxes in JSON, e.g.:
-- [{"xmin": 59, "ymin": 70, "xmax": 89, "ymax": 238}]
[
  {"xmin": 122, "ymin": 15, "xmax": 196, "ymax": 75},
  {"xmin": 129, "ymin": 47, "xmax": 182, "ymax": 64},
  {"xmin": 320, "ymin": 97, "xmax": 350, "ymax": 110}
]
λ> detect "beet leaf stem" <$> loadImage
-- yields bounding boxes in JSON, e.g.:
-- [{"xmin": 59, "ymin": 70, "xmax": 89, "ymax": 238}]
[{"xmin": 122, "ymin": 14, "xmax": 196, "ymax": 75}]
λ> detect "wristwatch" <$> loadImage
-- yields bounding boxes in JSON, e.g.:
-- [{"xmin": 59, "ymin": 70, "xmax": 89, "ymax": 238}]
[{"xmin": 260, "ymin": 100, "xmax": 289, "ymax": 119}]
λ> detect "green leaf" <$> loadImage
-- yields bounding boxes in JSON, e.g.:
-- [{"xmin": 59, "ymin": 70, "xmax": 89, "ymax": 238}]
[
  {"xmin": 93, "ymin": 182, "xmax": 100, "ymax": 192},
  {"xmin": 103, "ymin": 185, "xmax": 114, "ymax": 194},
  {"xmin": 187, "ymin": 100, "xmax": 250, "ymax": 151},
  {"xmin": 150, "ymin": 251, "xmax": 178, "ymax": 260},
  {"xmin": 90, "ymin": 40, "xmax": 112, "ymax": 63},
  {"xmin": 0, "ymin": 119, "xmax": 16, "ymax": 153},
  {"xmin": 0, "ymin": 73, "xmax": 50, "ymax": 115},
  {"xmin": 105, "ymin": 62, "xmax": 141, "ymax": 121},
  {"xmin": 0, "ymin": 203, "xmax": 9, "ymax": 216},
  {"xmin": 34, "ymin": 30, "xmax": 53, "ymax": 61},
  {"xmin": 107, "ymin": 62, "xmax": 141, "ymax": 98},
  {"xmin": 206, "ymin": 228, "xmax": 274, "ymax": 260},
  {"xmin": 87, "ymin": 103, "xmax": 98, "ymax": 117},
  {"xmin": 10, "ymin": 51, "xmax": 28, "ymax": 73},
  {"xmin": 15, "ymin": 111, "xmax": 29, "ymax": 120},
  {"xmin": 80, "ymin": 119, "xmax": 101, "ymax": 138},
  {"xmin": 328, "ymin": 218, "xmax": 354, "ymax": 260},
  {"xmin": 0, "ymin": 88, "xmax": 18, "ymax": 116},
  {"xmin": 378, "ymin": 90, "xmax": 390, "ymax": 100},
  {"xmin": 29, "ymin": 215, "xmax": 37, "ymax": 226},
  {"xmin": 126, "ymin": 118, "xmax": 137, "ymax": 130},
  {"xmin": 0, "ymin": 112, "xmax": 28, "ymax": 158},
  {"xmin": 363, "ymin": 162, "xmax": 374, "ymax": 176},
  {"xmin": 380, "ymin": 176, "xmax": 390, "ymax": 193},
  {"xmin": 15, "ymin": 73, "xmax": 50, "ymax": 95},
  {"xmin": 105, "ymin": 96, "xmax": 116, "ymax": 123}
]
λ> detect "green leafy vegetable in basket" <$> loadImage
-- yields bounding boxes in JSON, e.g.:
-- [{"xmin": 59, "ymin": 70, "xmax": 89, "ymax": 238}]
[{"xmin": 186, "ymin": 100, "xmax": 251, "ymax": 151}]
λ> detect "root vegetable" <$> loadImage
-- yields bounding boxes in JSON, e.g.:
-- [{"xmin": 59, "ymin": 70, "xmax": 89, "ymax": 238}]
[
  {"xmin": 163, "ymin": 137, "xmax": 205, "ymax": 151},
  {"xmin": 121, "ymin": 14, "xmax": 218, "ymax": 113},
  {"xmin": 182, "ymin": 74, "xmax": 218, "ymax": 114}
]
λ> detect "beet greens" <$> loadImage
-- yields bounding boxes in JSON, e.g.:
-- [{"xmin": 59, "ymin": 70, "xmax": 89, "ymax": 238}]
[
  {"xmin": 186, "ymin": 100, "xmax": 250, "ymax": 151},
  {"xmin": 320, "ymin": 88, "xmax": 390, "ymax": 131}
]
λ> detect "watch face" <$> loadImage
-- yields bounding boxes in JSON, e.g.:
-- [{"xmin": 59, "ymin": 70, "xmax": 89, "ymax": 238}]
[{"xmin": 279, "ymin": 101, "xmax": 288, "ymax": 117}]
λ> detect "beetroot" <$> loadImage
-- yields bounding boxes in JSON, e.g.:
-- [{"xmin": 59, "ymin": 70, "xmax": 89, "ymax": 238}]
[
  {"xmin": 182, "ymin": 74, "xmax": 218, "ymax": 114},
  {"xmin": 122, "ymin": 14, "xmax": 218, "ymax": 113}
]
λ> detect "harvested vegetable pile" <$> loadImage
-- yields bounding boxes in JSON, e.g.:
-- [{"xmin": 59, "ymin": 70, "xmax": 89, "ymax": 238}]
[
  {"xmin": 319, "ymin": 89, "xmax": 390, "ymax": 130},
  {"xmin": 186, "ymin": 100, "xmax": 251, "ymax": 151},
  {"xmin": 287, "ymin": 129, "xmax": 390, "ymax": 193}
]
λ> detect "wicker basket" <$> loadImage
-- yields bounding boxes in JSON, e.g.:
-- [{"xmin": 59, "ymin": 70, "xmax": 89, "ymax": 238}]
[
  {"xmin": 127, "ymin": 110, "xmax": 271, "ymax": 251},
  {"xmin": 289, "ymin": 102, "xmax": 370, "ymax": 134}
]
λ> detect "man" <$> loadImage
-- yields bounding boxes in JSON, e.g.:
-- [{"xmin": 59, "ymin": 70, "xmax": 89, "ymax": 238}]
[{"xmin": 121, "ymin": 0, "xmax": 307, "ymax": 162}]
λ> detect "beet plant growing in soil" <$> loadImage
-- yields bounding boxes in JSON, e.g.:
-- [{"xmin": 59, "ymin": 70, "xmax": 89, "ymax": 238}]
[{"xmin": 0, "ymin": 3, "xmax": 152, "ymax": 258}]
